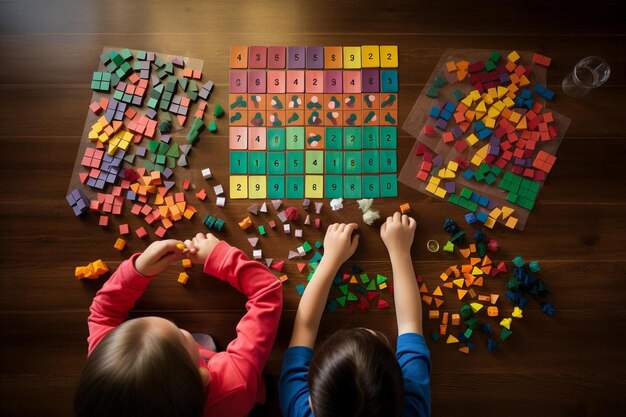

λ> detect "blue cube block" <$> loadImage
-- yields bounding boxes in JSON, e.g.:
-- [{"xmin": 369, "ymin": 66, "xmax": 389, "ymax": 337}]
[
  {"xmin": 463, "ymin": 169, "xmax": 475, "ymax": 180},
  {"xmin": 478, "ymin": 196, "xmax": 490, "ymax": 207},
  {"xmin": 465, "ymin": 212, "xmax": 477, "ymax": 224},
  {"xmin": 443, "ymin": 101, "xmax": 457, "ymax": 112},
  {"xmin": 429, "ymin": 106, "xmax": 441, "ymax": 118},
  {"xmin": 476, "ymin": 211, "xmax": 489, "ymax": 223},
  {"xmin": 440, "ymin": 110, "xmax": 452, "ymax": 121},
  {"xmin": 474, "ymin": 121, "xmax": 486, "ymax": 131},
  {"xmin": 521, "ymin": 89, "xmax": 532, "ymax": 99}
]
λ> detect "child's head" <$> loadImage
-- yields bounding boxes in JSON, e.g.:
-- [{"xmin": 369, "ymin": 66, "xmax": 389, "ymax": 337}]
[
  {"xmin": 308, "ymin": 328, "xmax": 404, "ymax": 417},
  {"xmin": 74, "ymin": 317, "xmax": 205, "ymax": 417}
]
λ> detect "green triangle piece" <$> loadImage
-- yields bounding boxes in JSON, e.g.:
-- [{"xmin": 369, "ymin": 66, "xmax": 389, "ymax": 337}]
[
  {"xmin": 500, "ymin": 327, "xmax": 513, "ymax": 341},
  {"xmin": 339, "ymin": 284, "xmax": 348, "ymax": 295},
  {"xmin": 308, "ymin": 261, "xmax": 319, "ymax": 271},
  {"xmin": 142, "ymin": 160, "xmax": 154, "ymax": 171},
  {"xmin": 158, "ymin": 142, "xmax": 170, "ymax": 154},
  {"xmin": 123, "ymin": 154, "xmax": 135, "ymax": 164},
  {"xmin": 366, "ymin": 280, "xmax": 377, "ymax": 291},
  {"xmin": 165, "ymin": 144, "xmax": 179, "ymax": 158},
  {"xmin": 336, "ymin": 296, "xmax": 347, "ymax": 307},
  {"xmin": 166, "ymin": 156, "xmax": 176, "ymax": 168},
  {"xmin": 307, "ymin": 271, "xmax": 315, "ymax": 282},
  {"xmin": 209, "ymin": 120, "xmax": 217, "ymax": 133},
  {"xmin": 148, "ymin": 140, "xmax": 160, "ymax": 153},
  {"xmin": 347, "ymin": 292, "xmax": 358, "ymax": 301},
  {"xmin": 376, "ymin": 274, "xmax": 387, "ymax": 284}
]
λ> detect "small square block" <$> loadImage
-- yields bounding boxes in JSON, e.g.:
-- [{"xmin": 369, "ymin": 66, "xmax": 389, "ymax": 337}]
[
  {"xmin": 286, "ymin": 176, "xmax": 305, "ymax": 198},
  {"xmin": 305, "ymin": 175, "xmax": 324, "ymax": 198},
  {"xmin": 230, "ymin": 175, "xmax": 248, "ymax": 199}
]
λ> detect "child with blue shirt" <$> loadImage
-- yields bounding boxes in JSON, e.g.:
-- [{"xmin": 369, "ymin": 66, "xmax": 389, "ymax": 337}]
[{"xmin": 279, "ymin": 212, "xmax": 431, "ymax": 417}]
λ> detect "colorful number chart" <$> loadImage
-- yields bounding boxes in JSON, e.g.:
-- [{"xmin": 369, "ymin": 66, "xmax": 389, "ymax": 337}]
[{"xmin": 228, "ymin": 45, "xmax": 400, "ymax": 199}]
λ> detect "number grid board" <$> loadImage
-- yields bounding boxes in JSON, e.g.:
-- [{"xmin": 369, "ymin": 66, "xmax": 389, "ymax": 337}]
[{"xmin": 228, "ymin": 45, "xmax": 399, "ymax": 199}]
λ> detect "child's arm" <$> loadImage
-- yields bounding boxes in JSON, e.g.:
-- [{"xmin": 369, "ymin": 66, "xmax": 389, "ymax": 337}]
[
  {"xmin": 87, "ymin": 239, "xmax": 186, "ymax": 354},
  {"xmin": 289, "ymin": 223, "xmax": 359, "ymax": 348},
  {"xmin": 380, "ymin": 212, "xmax": 422, "ymax": 335},
  {"xmin": 185, "ymin": 233, "xmax": 283, "ymax": 381}
]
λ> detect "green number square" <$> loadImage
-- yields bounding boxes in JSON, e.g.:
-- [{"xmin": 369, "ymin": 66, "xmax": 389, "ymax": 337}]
[
  {"xmin": 325, "ymin": 175, "xmax": 343, "ymax": 198},
  {"xmin": 286, "ymin": 151, "xmax": 304, "ymax": 174},
  {"xmin": 267, "ymin": 152, "xmax": 285, "ymax": 175},
  {"xmin": 286, "ymin": 176, "xmax": 304, "ymax": 198},
  {"xmin": 363, "ymin": 176, "xmax": 380, "ymax": 198},
  {"xmin": 267, "ymin": 176, "xmax": 285, "ymax": 198},
  {"xmin": 380, "ymin": 126, "xmax": 397, "ymax": 149},
  {"xmin": 325, "ymin": 151, "xmax": 342, "ymax": 174},
  {"xmin": 230, "ymin": 151, "xmax": 247, "ymax": 174},
  {"xmin": 325, "ymin": 127, "xmax": 343, "ymax": 150},
  {"xmin": 286, "ymin": 127, "xmax": 305, "ymax": 149},
  {"xmin": 344, "ymin": 175, "xmax": 362, "ymax": 198},
  {"xmin": 248, "ymin": 152, "xmax": 266, "ymax": 174},
  {"xmin": 267, "ymin": 128, "xmax": 285, "ymax": 150},
  {"xmin": 379, "ymin": 150, "xmax": 397, "ymax": 173},
  {"xmin": 380, "ymin": 174, "xmax": 398, "ymax": 197},
  {"xmin": 344, "ymin": 151, "xmax": 362, "ymax": 174},
  {"xmin": 362, "ymin": 126, "xmax": 379, "ymax": 149},
  {"xmin": 305, "ymin": 151, "xmax": 324, "ymax": 174},
  {"xmin": 343, "ymin": 127, "xmax": 362, "ymax": 150},
  {"xmin": 362, "ymin": 150, "xmax": 380, "ymax": 173}
]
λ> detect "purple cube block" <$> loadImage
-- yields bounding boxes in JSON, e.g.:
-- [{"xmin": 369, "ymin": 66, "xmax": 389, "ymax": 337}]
[
  {"xmin": 306, "ymin": 46, "xmax": 324, "ymax": 69},
  {"xmin": 361, "ymin": 69, "xmax": 380, "ymax": 92},
  {"xmin": 288, "ymin": 46, "xmax": 306, "ymax": 69}
]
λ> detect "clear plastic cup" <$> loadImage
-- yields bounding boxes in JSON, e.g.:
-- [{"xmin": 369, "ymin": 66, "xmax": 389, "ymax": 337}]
[{"xmin": 562, "ymin": 56, "xmax": 611, "ymax": 97}]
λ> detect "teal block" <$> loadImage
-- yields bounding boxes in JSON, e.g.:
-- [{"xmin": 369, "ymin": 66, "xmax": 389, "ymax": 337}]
[
  {"xmin": 344, "ymin": 151, "xmax": 362, "ymax": 174},
  {"xmin": 325, "ymin": 151, "xmax": 343, "ymax": 174},
  {"xmin": 248, "ymin": 152, "xmax": 266, "ymax": 174},
  {"xmin": 286, "ymin": 176, "xmax": 304, "ymax": 198},
  {"xmin": 344, "ymin": 127, "xmax": 362, "ymax": 150},
  {"xmin": 379, "ymin": 150, "xmax": 397, "ymax": 173},
  {"xmin": 363, "ymin": 176, "xmax": 380, "ymax": 198},
  {"xmin": 267, "ymin": 152, "xmax": 285, "ymax": 175},
  {"xmin": 344, "ymin": 176, "xmax": 362, "ymax": 198},
  {"xmin": 267, "ymin": 128, "xmax": 285, "ymax": 150},
  {"xmin": 362, "ymin": 150, "xmax": 380, "ymax": 173},
  {"xmin": 325, "ymin": 127, "xmax": 343, "ymax": 150},
  {"xmin": 286, "ymin": 151, "xmax": 304, "ymax": 174},
  {"xmin": 325, "ymin": 175, "xmax": 343, "ymax": 198},
  {"xmin": 381, "ymin": 70, "xmax": 399, "ymax": 92},
  {"xmin": 305, "ymin": 151, "xmax": 324, "ymax": 174},
  {"xmin": 362, "ymin": 126, "xmax": 379, "ymax": 149},
  {"xmin": 230, "ymin": 151, "xmax": 247, "ymax": 174},
  {"xmin": 380, "ymin": 174, "xmax": 398, "ymax": 197},
  {"xmin": 267, "ymin": 176, "xmax": 285, "ymax": 198},
  {"xmin": 380, "ymin": 126, "xmax": 397, "ymax": 149},
  {"xmin": 286, "ymin": 127, "xmax": 305, "ymax": 149}
]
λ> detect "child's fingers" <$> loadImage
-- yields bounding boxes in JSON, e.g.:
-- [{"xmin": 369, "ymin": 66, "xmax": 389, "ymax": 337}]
[
  {"xmin": 408, "ymin": 217, "xmax": 417, "ymax": 229},
  {"xmin": 195, "ymin": 232, "xmax": 206, "ymax": 241},
  {"xmin": 393, "ymin": 211, "xmax": 402, "ymax": 222},
  {"xmin": 402, "ymin": 214, "xmax": 410, "ymax": 226},
  {"xmin": 349, "ymin": 234, "xmax": 360, "ymax": 253},
  {"xmin": 183, "ymin": 239, "xmax": 196, "ymax": 254}
]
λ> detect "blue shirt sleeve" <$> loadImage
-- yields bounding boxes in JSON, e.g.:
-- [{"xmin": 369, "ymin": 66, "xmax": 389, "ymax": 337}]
[
  {"xmin": 397, "ymin": 333, "xmax": 431, "ymax": 417},
  {"xmin": 279, "ymin": 346, "xmax": 314, "ymax": 417}
]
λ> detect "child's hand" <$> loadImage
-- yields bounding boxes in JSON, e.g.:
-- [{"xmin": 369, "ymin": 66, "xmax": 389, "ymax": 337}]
[
  {"xmin": 321, "ymin": 223, "xmax": 359, "ymax": 267},
  {"xmin": 134, "ymin": 239, "xmax": 187, "ymax": 276},
  {"xmin": 183, "ymin": 232, "xmax": 221, "ymax": 265},
  {"xmin": 380, "ymin": 212, "xmax": 416, "ymax": 256}
]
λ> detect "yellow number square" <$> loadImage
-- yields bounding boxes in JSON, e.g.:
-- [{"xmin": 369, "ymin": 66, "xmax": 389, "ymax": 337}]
[
  {"xmin": 305, "ymin": 175, "xmax": 324, "ymax": 198},
  {"xmin": 230, "ymin": 175, "xmax": 248, "ymax": 199},
  {"xmin": 361, "ymin": 45, "xmax": 380, "ymax": 68},
  {"xmin": 248, "ymin": 176, "xmax": 267, "ymax": 199},
  {"xmin": 380, "ymin": 45, "xmax": 398, "ymax": 68},
  {"xmin": 343, "ymin": 46, "xmax": 362, "ymax": 69}
]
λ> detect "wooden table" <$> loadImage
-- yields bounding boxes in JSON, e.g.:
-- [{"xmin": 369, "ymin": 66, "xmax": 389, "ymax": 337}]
[{"xmin": 1, "ymin": 1, "xmax": 625, "ymax": 416}]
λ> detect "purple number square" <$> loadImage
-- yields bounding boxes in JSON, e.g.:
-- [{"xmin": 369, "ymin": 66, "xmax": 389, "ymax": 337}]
[
  {"xmin": 268, "ymin": 46, "xmax": 286, "ymax": 69},
  {"xmin": 324, "ymin": 70, "xmax": 343, "ymax": 93},
  {"xmin": 229, "ymin": 70, "xmax": 247, "ymax": 93},
  {"xmin": 306, "ymin": 46, "xmax": 324, "ymax": 69},
  {"xmin": 288, "ymin": 46, "xmax": 306, "ymax": 69},
  {"xmin": 248, "ymin": 70, "xmax": 266, "ymax": 93},
  {"xmin": 361, "ymin": 69, "xmax": 380, "ymax": 92}
]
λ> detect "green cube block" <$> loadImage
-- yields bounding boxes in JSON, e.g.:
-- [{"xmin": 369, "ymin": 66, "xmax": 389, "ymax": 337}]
[
  {"xmin": 325, "ymin": 175, "xmax": 343, "ymax": 198},
  {"xmin": 305, "ymin": 151, "xmax": 324, "ymax": 174},
  {"xmin": 267, "ymin": 176, "xmax": 285, "ymax": 198},
  {"xmin": 362, "ymin": 126, "xmax": 379, "ymax": 148},
  {"xmin": 380, "ymin": 174, "xmax": 398, "ymax": 197},
  {"xmin": 344, "ymin": 151, "xmax": 362, "ymax": 174},
  {"xmin": 380, "ymin": 126, "xmax": 397, "ymax": 149},
  {"xmin": 325, "ymin": 127, "xmax": 342, "ymax": 150},
  {"xmin": 248, "ymin": 152, "xmax": 266, "ymax": 174},
  {"xmin": 344, "ymin": 176, "xmax": 362, "ymax": 198},
  {"xmin": 286, "ymin": 127, "xmax": 305, "ymax": 149},
  {"xmin": 325, "ymin": 151, "xmax": 342, "ymax": 174},
  {"xmin": 344, "ymin": 127, "xmax": 362, "ymax": 150},
  {"xmin": 363, "ymin": 176, "xmax": 380, "ymax": 198},
  {"xmin": 230, "ymin": 152, "xmax": 247, "ymax": 174},
  {"xmin": 267, "ymin": 128, "xmax": 286, "ymax": 150},
  {"xmin": 488, "ymin": 51, "xmax": 501, "ymax": 63},
  {"xmin": 267, "ymin": 152, "xmax": 285, "ymax": 175},
  {"xmin": 507, "ymin": 192, "xmax": 519, "ymax": 203},
  {"xmin": 286, "ymin": 151, "xmax": 304, "ymax": 174},
  {"xmin": 258, "ymin": 225, "xmax": 266, "ymax": 235},
  {"xmin": 286, "ymin": 176, "xmax": 304, "ymax": 198},
  {"xmin": 362, "ymin": 150, "xmax": 380, "ymax": 173},
  {"xmin": 379, "ymin": 150, "xmax": 397, "ymax": 173}
]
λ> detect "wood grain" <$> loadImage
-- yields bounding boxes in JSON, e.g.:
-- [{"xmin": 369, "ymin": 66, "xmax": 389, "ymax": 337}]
[{"xmin": 1, "ymin": 1, "xmax": 625, "ymax": 416}]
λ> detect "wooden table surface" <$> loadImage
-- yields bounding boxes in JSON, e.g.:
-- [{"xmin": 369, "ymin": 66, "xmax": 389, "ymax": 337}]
[{"xmin": 1, "ymin": 1, "xmax": 625, "ymax": 416}]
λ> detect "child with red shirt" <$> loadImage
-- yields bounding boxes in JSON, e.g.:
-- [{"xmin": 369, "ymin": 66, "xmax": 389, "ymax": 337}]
[{"xmin": 74, "ymin": 233, "xmax": 283, "ymax": 417}]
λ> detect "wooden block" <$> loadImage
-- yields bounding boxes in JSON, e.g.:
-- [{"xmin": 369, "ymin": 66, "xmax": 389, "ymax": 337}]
[
  {"xmin": 343, "ymin": 46, "xmax": 362, "ymax": 69},
  {"xmin": 380, "ymin": 45, "xmax": 398, "ymax": 68}
]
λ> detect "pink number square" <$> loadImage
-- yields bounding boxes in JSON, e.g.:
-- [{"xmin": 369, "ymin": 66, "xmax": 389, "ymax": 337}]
[
  {"xmin": 248, "ymin": 46, "xmax": 267, "ymax": 68},
  {"xmin": 267, "ymin": 70, "xmax": 286, "ymax": 93},
  {"xmin": 268, "ymin": 46, "xmax": 286, "ymax": 69},
  {"xmin": 343, "ymin": 71, "xmax": 362, "ymax": 93},
  {"xmin": 286, "ymin": 70, "xmax": 305, "ymax": 93},
  {"xmin": 229, "ymin": 70, "xmax": 247, "ymax": 93},
  {"xmin": 229, "ymin": 127, "xmax": 248, "ymax": 149},
  {"xmin": 305, "ymin": 70, "xmax": 324, "ymax": 93},
  {"xmin": 248, "ymin": 127, "xmax": 267, "ymax": 150}
]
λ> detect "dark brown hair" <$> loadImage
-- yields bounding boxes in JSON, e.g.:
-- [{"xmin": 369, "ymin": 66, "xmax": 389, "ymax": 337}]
[
  {"xmin": 308, "ymin": 328, "xmax": 404, "ymax": 417},
  {"xmin": 74, "ymin": 318, "xmax": 205, "ymax": 417}
]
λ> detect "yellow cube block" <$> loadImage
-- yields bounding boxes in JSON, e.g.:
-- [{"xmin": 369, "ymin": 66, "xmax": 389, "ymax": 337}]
[
  {"xmin": 379, "ymin": 45, "xmax": 399, "ymax": 68},
  {"xmin": 361, "ymin": 45, "xmax": 380, "ymax": 68},
  {"xmin": 178, "ymin": 272, "xmax": 189, "ymax": 285},
  {"xmin": 343, "ymin": 46, "xmax": 362, "ymax": 69},
  {"xmin": 507, "ymin": 50, "xmax": 521, "ymax": 63}
]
